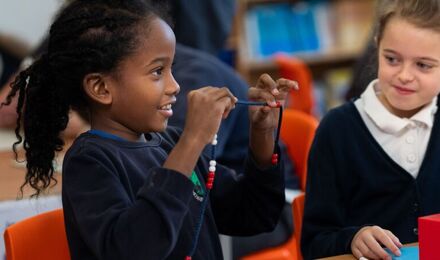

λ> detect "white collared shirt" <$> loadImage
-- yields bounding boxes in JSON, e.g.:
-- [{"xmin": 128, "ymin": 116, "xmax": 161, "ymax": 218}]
[{"xmin": 354, "ymin": 79, "xmax": 438, "ymax": 178}]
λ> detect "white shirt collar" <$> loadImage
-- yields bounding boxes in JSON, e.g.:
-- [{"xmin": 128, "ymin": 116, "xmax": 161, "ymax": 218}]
[{"xmin": 360, "ymin": 79, "xmax": 438, "ymax": 134}]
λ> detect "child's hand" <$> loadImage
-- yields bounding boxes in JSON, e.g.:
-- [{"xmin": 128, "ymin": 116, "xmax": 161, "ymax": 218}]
[
  {"xmin": 248, "ymin": 74, "xmax": 298, "ymax": 166},
  {"xmin": 351, "ymin": 226, "xmax": 403, "ymax": 260},
  {"xmin": 248, "ymin": 74, "xmax": 298, "ymax": 132},
  {"xmin": 165, "ymin": 87, "xmax": 236, "ymax": 177},
  {"xmin": 183, "ymin": 86, "xmax": 237, "ymax": 146}
]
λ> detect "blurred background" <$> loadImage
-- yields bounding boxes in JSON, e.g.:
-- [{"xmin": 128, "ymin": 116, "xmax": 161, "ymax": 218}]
[{"xmin": 1, "ymin": 0, "xmax": 377, "ymax": 119}]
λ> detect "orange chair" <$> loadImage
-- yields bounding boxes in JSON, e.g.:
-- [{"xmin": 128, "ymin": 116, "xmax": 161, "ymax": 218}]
[
  {"xmin": 280, "ymin": 109, "xmax": 319, "ymax": 191},
  {"xmin": 274, "ymin": 55, "xmax": 315, "ymax": 116},
  {"xmin": 241, "ymin": 193, "xmax": 306, "ymax": 260},
  {"xmin": 241, "ymin": 234, "xmax": 297, "ymax": 260},
  {"xmin": 292, "ymin": 193, "xmax": 305, "ymax": 260},
  {"xmin": 4, "ymin": 209, "xmax": 71, "ymax": 260}
]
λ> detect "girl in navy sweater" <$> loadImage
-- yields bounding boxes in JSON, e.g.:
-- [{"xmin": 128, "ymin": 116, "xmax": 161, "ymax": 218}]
[
  {"xmin": 302, "ymin": 0, "xmax": 440, "ymax": 259},
  {"xmin": 1, "ymin": 0, "xmax": 297, "ymax": 259}
]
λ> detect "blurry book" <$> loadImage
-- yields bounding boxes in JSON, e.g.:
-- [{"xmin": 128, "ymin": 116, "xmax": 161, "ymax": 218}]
[
  {"xmin": 249, "ymin": 4, "xmax": 295, "ymax": 58},
  {"xmin": 312, "ymin": 1, "xmax": 334, "ymax": 51},
  {"xmin": 325, "ymin": 68, "xmax": 353, "ymax": 109},
  {"xmin": 290, "ymin": 3, "xmax": 320, "ymax": 52},
  {"xmin": 312, "ymin": 80, "xmax": 327, "ymax": 119},
  {"xmin": 245, "ymin": 1, "xmax": 334, "ymax": 59}
]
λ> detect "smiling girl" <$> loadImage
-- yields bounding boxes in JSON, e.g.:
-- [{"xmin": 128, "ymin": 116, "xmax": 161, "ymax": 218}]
[{"xmin": 301, "ymin": 0, "xmax": 440, "ymax": 259}]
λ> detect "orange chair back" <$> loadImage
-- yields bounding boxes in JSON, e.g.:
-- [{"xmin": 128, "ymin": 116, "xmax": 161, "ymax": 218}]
[
  {"xmin": 241, "ymin": 193, "xmax": 307, "ymax": 260},
  {"xmin": 241, "ymin": 231, "xmax": 297, "ymax": 260},
  {"xmin": 274, "ymin": 55, "xmax": 314, "ymax": 115},
  {"xmin": 4, "ymin": 208, "xmax": 70, "ymax": 260},
  {"xmin": 280, "ymin": 109, "xmax": 318, "ymax": 190},
  {"xmin": 292, "ymin": 193, "xmax": 305, "ymax": 260}
]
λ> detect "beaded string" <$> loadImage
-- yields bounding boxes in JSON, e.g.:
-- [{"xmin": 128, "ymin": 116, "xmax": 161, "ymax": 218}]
[
  {"xmin": 185, "ymin": 135, "xmax": 217, "ymax": 260},
  {"xmin": 237, "ymin": 100, "xmax": 283, "ymax": 165},
  {"xmin": 185, "ymin": 101, "xmax": 283, "ymax": 260}
]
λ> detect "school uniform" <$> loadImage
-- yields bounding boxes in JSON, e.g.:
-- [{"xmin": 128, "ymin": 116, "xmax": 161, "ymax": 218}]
[
  {"xmin": 301, "ymin": 80, "xmax": 440, "ymax": 259},
  {"xmin": 62, "ymin": 126, "xmax": 285, "ymax": 260}
]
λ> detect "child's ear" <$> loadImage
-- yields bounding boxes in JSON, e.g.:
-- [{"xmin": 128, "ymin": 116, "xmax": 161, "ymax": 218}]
[{"xmin": 82, "ymin": 73, "xmax": 112, "ymax": 105}]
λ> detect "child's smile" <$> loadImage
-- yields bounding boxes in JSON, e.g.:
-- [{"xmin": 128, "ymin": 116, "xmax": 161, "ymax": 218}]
[
  {"xmin": 392, "ymin": 85, "xmax": 415, "ymax": 96},
  {"xmin": 158, "ymin": 101, "xmax": 175, "ymax": 118}
]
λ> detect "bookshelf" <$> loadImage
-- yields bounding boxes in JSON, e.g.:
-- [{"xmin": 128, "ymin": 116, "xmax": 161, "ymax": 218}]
[{"xmin": 234, "ymin": 0, "xmax": 376, "ymax": 111}]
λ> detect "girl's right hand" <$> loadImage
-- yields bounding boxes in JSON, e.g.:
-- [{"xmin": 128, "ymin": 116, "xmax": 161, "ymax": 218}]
[
  {"xmin": 351, "ymin": 226, "xmax": 403, "ymax": 260},
  {"xmin": 183, "ymin": 86, "xmax": 237, "ymax": 146}
]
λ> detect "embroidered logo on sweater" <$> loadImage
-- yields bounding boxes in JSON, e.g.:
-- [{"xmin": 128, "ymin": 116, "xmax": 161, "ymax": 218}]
[{"xmin": 190, "ymin": 171, "xmax": 205, "ymax": 202}]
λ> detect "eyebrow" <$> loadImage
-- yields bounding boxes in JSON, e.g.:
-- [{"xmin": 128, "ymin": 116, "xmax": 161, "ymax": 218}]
[
  {"xmin": 144, "ymin": 57, "xmax": 170, "ymax": 68},
  {"xmin": 145, "ymin": 57, "xmax": 171, "ymax": 67},
  {"xmin": 383, "ymin": 49, "xmax": 439, "ymax": 63}
]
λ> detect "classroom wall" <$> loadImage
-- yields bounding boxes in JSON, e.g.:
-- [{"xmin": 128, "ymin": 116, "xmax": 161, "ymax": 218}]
[{"xmin": 0, "ymin": 0, "xmax": 62, "ymax": 47}]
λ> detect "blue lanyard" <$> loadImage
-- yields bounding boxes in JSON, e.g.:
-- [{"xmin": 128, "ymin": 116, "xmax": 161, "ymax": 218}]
[{"xmin": 87, "ymin": 129, "xmax": 127, "ymax": 142}]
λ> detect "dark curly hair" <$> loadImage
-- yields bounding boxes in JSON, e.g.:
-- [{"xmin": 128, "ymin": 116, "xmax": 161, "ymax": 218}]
[{"xmin": 0, "ymin": 0, "xmax": 169, "ymax": 197}]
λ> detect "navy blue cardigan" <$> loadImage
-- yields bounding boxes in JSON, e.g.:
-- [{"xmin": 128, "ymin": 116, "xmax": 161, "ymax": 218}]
[
  {"xmin": 301, "ymin": 101, "xmax": 440, "ymax": 259},
  {"xmin": 62, "ymin": 127, "xmax": 285, "ymax": 260}
]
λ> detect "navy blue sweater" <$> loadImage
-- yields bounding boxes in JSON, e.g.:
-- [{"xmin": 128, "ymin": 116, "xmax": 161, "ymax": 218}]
[
  {"xmin": 62, "ymin": 127, "xmax": 285, "ymax": 260},
  {"xmin": 301, "ymin": 101, "xmax": 440, "ymax": 259}
]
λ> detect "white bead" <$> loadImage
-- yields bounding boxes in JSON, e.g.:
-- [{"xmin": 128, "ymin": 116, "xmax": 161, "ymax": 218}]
[
  {"xmin": 209, "ymin": 166, "xmax": 216, "ymax": 172},
  {"xmin": 211, "ymin": 139, "xmax": 218, "ymax": 145},
  {"xmin": 209, "ymin": 160, "xmax": 216, "ymax": 166}
]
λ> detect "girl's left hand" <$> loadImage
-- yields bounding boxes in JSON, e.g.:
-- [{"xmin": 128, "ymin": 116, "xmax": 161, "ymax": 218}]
[{"xmin": 248, "ymin": 74, "xmax": 298, "ymax": 131}]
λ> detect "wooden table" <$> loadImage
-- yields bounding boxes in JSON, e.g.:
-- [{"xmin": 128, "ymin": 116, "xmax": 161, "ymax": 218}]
[{"xmin": 319, "ymin": 243, "xmax": 418, "ymax": 260}]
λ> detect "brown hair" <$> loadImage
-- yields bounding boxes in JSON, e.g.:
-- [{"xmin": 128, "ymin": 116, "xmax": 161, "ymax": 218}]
[{"xmin": 376, "ymin": 0, "xmax": 440, "ymax": 43}]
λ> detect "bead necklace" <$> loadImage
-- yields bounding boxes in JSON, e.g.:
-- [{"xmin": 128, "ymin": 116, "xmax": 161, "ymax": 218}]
[{"xmin": 185, "ymin": 100, "xmax": 283, "ymax": 259}]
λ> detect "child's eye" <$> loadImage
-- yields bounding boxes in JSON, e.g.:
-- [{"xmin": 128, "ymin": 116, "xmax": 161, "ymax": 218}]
[
  {"xmin": 152, "ymin": 67, "xmax": 164, "ymax": 77},
  {"xmin": 384, "ymin": 55, "xmax": 399, "ymax": 65},
  {"xmin": 416, "ymin": 62, "xmax": 433, "ymax": 71}
]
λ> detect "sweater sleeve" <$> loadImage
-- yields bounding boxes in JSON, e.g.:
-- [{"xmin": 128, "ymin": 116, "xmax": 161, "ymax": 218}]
[
  {"xmin": 62, "ymin": 147, "xmax": 194, "ymax": 260},
  {"xmin": 207, "ymin": 146, "xmax": 286, "ymax": 236},
  {"xmin": 301, "ymin": 110, "xmax": 363, "ymax": 260}
]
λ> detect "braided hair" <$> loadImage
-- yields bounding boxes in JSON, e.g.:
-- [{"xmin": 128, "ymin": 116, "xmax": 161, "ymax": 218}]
[{"xmin": 0, "ymin": 0, "xmax": 169, "ymax": 196}]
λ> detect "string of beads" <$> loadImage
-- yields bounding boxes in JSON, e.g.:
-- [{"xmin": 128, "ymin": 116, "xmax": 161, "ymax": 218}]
[{"xmin": 186, "ymin": 101, "xmax": 283, "ymax": 259}]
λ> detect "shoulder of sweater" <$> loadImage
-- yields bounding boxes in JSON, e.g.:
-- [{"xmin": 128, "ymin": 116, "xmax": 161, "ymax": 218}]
[{"xmin": 319, "ymin": 102, "xmax": 358, "ymax": 130}]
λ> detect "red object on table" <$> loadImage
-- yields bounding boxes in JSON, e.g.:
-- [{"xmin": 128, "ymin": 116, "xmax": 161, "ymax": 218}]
[{"xmin": 419, "ymin": 213, "xmax": 440, "ymax": 260}]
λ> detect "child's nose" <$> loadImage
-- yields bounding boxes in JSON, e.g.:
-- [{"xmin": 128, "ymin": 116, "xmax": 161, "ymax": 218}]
[
  {"xmin": 167, "ymin": 75, "xmax": 180, "ymax": 95},
  {"xmin": 398, "ymin": 64, "xmax": 415, "ymax": 83}
]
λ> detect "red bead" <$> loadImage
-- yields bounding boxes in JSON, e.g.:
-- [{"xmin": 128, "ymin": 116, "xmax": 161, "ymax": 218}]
[
  {"xmin": 185, "ymin": 256, "xmax": 192, "ymax": 260},
  {"xmin": 271, "ymin": 153, "xmax": 278, "ymax": 165},
  {"xmin": 206, "ymin": 183, "xmax": 213, "ymax": 189},
  {"xmin": 208, "ymin": 172, "xmax": 215, "ymax": 178},
  {"xmin": 275, "ymin": 101, "xmax": 281, "ymax": 108}
]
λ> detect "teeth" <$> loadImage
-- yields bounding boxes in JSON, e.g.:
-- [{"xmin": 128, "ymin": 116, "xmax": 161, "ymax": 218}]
[{"xmin": 160, "ymin": 104, "xmax": 172, "ymax": 110}]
